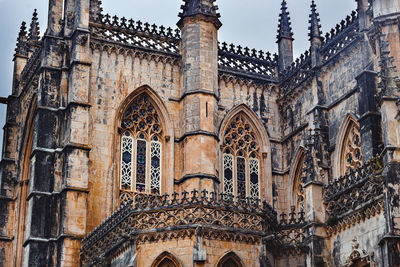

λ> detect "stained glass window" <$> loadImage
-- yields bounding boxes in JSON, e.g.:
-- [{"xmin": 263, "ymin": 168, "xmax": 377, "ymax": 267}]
[
  {"xmin": 236, "ymin": 157, "xmax": 246, "ymax": 199},
  {"xmin": 222, "ymin": 113, "xmax": 260, "ymax": 199},
  {"xmin": 119, "ymin": 94, "xmax": 163, "ymax": 201}
]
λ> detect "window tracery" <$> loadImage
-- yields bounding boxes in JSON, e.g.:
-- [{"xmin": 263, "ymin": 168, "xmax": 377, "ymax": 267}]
[
  {"xmin": 294, "ymin": 152, "xmax": 306, "ymax": 212},
  {"xmin": 341, "ymin": 121, "xmax": 362, "ymax": 175},
  {"xmin": 119, "ymin": 94, "xmax": 163, "ymax": 201},
  {"xmin": 222, "ymin": 113, "xmax": 260, "ymax": 200}
]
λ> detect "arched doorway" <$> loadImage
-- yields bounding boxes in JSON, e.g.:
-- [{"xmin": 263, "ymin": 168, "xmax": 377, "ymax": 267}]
[
  {"xmin": 151, "ymin": 252, "xmax": 181, "ymax": 267},
  {"xmin": 217, "ymin": 252, "xmax": 244, "ymax": 267}
]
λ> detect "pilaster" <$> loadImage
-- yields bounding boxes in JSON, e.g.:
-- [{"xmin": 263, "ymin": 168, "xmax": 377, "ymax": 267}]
[{"xmin": 57, "ymin": 0, "xmax": 91, "ymax": 265}]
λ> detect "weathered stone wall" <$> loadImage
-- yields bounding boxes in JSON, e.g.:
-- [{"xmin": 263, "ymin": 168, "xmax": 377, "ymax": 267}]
[
  {"xmin": 87, "ymin": 49, "xmax": 181, "ymax": 230},
  {"xmin": 329, "ymin": 213, "xmax": 386, "ymax": 267}
]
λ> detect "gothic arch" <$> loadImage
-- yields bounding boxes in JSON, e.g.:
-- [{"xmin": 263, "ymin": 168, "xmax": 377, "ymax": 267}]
[
  {"xmin": 112, "ymin": 85, "xmax": 175, "ymax": 208},
  {"xmin": 219, "ymin": 104, "xmax": 272, "ymax": 203},
  {"xmin": 151, "ymin": 252, "xmax": 182, "ymax": 267},
  {"xmin": 14, "ymin": 95, "xmax": 37, "ymax": 267},
  {"xmin": 333, "ymin": 114, "xmax": 362, "ymax": 178},
  {"xmin": 288, "ymin": 146, "xmax": 306, "ymax": 211},
  {"xmin": 216, "ymin": 251, "xmax": 245, "ymax": 267}
]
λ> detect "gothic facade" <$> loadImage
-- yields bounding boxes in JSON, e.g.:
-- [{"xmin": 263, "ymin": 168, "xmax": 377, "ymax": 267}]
[{"xmin": 0, "ymin": 0, "xmax": 400, "ymax": 266}]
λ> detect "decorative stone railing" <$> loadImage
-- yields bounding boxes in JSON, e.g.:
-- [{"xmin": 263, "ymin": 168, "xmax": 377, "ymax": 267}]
[
  {"xmin": 323, "ymin": 156, "xmax": 384, "ymax": 219},
  {"xmin": 279, "ymin": 50, "xmax": 312, "ymax": 95},
  {"xmin": 81, "ymin": 190, "xmax": 280, "ymax": 265},
  {"xmin": 321, "ymin": 11, "xmax": 359, "ymax": 64},
  {"xmin": 20, "ymin": 46, "xmax": 42, "ymax": 88},
  {"xmin": 89, "ymin": 14, "xmax": 181, "ymax": 55},
  {"xmin": 218, "ymin": 42, "xmax": 278, "ymax": 81}
]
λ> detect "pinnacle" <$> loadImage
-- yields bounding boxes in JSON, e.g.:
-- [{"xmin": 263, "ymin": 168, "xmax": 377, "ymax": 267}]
[
  {"xmin": 309, "ymin": 0, "xmax": 322, "ymax": 41},
  {"xmin": 179, "ymin": 0, "xmax": 220, "ymax": 19},
  {"xmin": 28, "ymin": 9, "xmax": 40, "ymax": 41},
  {"xmin": 277, "ymin": 0, "xmax": 294, "ymax": 41},
  {"xmin": 178, "ymin": 0, "xmax": 221, "ymax": 28},
  {"xmin": 15, "ymin": 21, "xmax": 28, "ymax": 56}
]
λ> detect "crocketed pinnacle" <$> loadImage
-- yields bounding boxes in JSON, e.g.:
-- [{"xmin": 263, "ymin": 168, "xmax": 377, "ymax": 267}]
[
  {"xmin": 90, "ymin": 0, "xmax": 103, "ymax": 22},
  {"xmin": 178, "ymin": 0, "xmax": 221, "ymax": 28},
  {"xmin": 15, "ymin": 21, "xmax": 28, "ymax": 56},
  {"xmin": 277, "ymin": 0, "xmax": 294, "ymax": 41},
  {"xmin": 28, "ymin": 9, "xmax": 40, "ymax": 41},
  {"xmin": 309, "ymin": 0, "xmax": 322, "ymax": 41}
]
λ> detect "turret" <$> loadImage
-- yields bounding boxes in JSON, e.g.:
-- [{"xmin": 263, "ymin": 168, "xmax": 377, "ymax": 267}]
[
  {"xmin": 309, "ymin": 0, "xmax": 322, "ymax": 67},
  {"xmin": 176, "ymin": 0, "xmax": 221, "ymax": 192},
  {"xmin": 277, "ymin": 0, "xmax": 294, "ymax": 72}
]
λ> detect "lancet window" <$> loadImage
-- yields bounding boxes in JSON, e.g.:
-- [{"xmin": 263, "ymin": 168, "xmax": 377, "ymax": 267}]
[
  {"xmin": 341, "ymin": 121, "xmax": 362, "ymax": 175},
  {"xmin": 120, "ymin": 94, "xmax": 163, "ymax": 198},
  {"xmin": 293, "ymin": 152, "xmax": 306, "ymax": 212},
  {"xmin": 222, "ymin": 113, "xmax": 260, "ymax": 200}
]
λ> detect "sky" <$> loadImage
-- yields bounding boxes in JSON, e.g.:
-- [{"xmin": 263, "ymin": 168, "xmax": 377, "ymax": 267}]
[{"xmin": 0, "ymin": 0, "xmax": 356, "ymax": 156}]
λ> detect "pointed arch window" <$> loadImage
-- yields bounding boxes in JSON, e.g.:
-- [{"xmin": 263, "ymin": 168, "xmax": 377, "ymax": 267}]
[
  {"xmin": 293, "ymin": 151, "xmax": 306, "ymax": 212},
  {"xmin": 222, "ymin": 113, "xmax": 260, "ymax": 200},
  {"xmin": 119, "ymin": 94, "xmax": 163, "ymax": 199},
  {"xmin": 340, "ymin": 120, "xmax": 362, "ymax": 175}
]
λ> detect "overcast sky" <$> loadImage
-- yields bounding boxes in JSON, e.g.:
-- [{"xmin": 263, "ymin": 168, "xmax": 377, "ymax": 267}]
[{"xmin": 0, "ymin": 0, "xmax": 355, "ymax": 155}]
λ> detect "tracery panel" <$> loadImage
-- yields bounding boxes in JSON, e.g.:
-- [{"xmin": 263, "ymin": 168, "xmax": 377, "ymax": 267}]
[
  {"xmin": 339, "ymin": 120, "xmax": 362, "ymax": 176},
  {"xmin": 223, "ymin": 153, "xmax": 234, "ymax": 195},
  {"xmin": 120, "ymin": 133, "xmax": 133, "ymax": 190},
  {"xmin": 221, "ymin": 113, "xmax": 261, "ymax": 199},
  {"xmin": 119, "ymin": 94, "xmax": 164, "ymax": 202},
  {"xmin": 249, "ymin": 158, "xmax": 260, "ymax": 199},
  {"xmin": 150, "ymin": 140, "xmax": 162, "ymax": 194}
]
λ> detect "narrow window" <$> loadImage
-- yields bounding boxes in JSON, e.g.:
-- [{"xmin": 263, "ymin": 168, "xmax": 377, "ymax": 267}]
[
  {"xmin": 223, "ymin": 152, "xmax": 234, "ymax": 195},
  {"xmin": 236, "ymin": 156, "xmax": 246, "ymax": 199},
  {"xmin": 120, "ymin": 132, "xmax": 133, "ymax": 190},
  {"xmin": 249, "ymin": 157, "xmax": 260, "ymax": 199},
  {"xmin": 135, "ymin": 138, "xmax": 147, "ymax": 192},
  {"xmin": 150, "ymin": 139, "xmax": 161, "ymax": 194}
]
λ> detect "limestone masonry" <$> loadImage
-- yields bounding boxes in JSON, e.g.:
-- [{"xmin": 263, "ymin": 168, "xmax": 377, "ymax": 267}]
[{"xmin": 1, "ymin": 0, "xmax": 400, "ymax": 266}]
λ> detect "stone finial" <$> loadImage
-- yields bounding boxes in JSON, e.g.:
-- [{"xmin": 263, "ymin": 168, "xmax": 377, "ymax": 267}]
[
  {"xmin": 177, "ymin": 0, "xmax": 222, "ymax": 28},
  {"xmin": 15, "ymin": 21, "xmax": 28, "ymax": 56},
  {"xmin": 28, "ymin": 9, "xmax": 40, "ymax": 42},
  {"xmin": 309, "ymin": 0, "xmax": 322, "ymax": 41},
  {"xmin": 90, "ymin": 0, "xmax": 104, "ymax": 22},
  {"xmin": 277, "ymin": 0, "xmax": 294, "ymax": 41}
]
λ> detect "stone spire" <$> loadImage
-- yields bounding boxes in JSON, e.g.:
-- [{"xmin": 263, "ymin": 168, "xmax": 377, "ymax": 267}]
[
  {"xmin": 177, "ymin": 0, "xmax": 222, "ymax": 28},
  {"xmin": 28, "ymin": 9, "xmax": 40, "ymax": 41},
  {"xmin": 277, "ymin": 0, "xmax": 294, "ymax": 72},
  {"xmin": 308, "ymin": 0, "xmax": 322, "ymax": 41},
  {"xmin": 277, "ymin": 0, "xmax": 294, "ymax": 42},
  {"xmin": 15, "ymin": 21, "xmax": 28, "ymax": 57}
]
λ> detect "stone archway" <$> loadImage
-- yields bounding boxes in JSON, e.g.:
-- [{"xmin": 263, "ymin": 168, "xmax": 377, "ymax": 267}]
[
  {"xmin": 217, "ymin": 252, "xmax": 244, "ymax": 267},
  {"xmin": 151, "ymin": 252, "xmax": 181, "ymax": 267}
]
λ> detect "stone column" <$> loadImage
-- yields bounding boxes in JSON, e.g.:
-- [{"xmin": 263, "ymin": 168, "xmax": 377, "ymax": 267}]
[{"xmin": 57, "ymin": 0, "xmax": 91, "ymax": 265}]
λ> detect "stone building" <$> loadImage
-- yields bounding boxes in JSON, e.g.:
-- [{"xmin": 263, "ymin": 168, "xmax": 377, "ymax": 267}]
[{"xmin": 0, "ymin": 0, "xmax": 399, "ymax": 266}]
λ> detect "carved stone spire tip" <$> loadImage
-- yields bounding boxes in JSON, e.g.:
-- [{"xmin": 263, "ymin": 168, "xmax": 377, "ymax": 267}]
[
  {"xmin": 178, "ymin": 0, "xmax": 221, "ymax": 28},
  {"xmin": 28, "ymin": 9, "xmax": 40, "ymax": 41},
  {"xmin": 277, "ymin": 0, "xmax": 294, "ymax": 41},
  {"xmin": 309, "ymin": 0, "xmax": 322, "ymax": 41}
]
